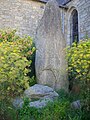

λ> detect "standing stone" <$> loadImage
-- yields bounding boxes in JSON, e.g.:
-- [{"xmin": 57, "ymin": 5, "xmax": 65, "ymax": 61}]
[{"xmin": 35, "ymin": 0, "xmax": 68, "ymax": 91}]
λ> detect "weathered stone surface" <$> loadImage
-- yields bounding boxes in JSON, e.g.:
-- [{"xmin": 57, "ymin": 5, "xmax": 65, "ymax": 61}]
[
  {"xmin": 71, "ymin": 100, "xmax": 81, "ymax": 109},
  {"xmin": 0, "ymin": 0, "xmax": 44, "ymax": 37},
  {"xmin": 13, "ymin": 84, "xmax": 58, "ymax": 108},
  {"xmin": 13, "ymin": 97, "xmax": 23, "ymax": 108},
  {"xmin": 29, "ymin": 98, "xmax": 53, "ymax": 108},
  {"xmin": 1, "ymin": 0, "xmax": 90, "ymax": 46},
  {"xmin": 35, "ymin": 0, "xmax": 68, "ymax": 91},
  {"xmin": 13, "ymin": 97, "xmax": 53, "ymax": 109},
  {"xmin": 24, "ymin": 84, "xmax": 59, "ymax": 99}
]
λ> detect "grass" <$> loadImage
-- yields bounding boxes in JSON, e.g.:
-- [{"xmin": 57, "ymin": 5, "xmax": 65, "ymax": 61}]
[{"xmin": 0, "ymin": 89, "xmax": 90, "ymax": 120}]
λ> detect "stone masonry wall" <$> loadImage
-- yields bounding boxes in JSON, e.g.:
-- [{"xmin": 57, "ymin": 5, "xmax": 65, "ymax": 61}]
[
  {"xmin": 65, "ymin": 0, "xmax": 90, "ymax": 45},
  {"xmin": 0, "ymin": 0, "xmax": 90, "ymax": 44},
  {"xmin": 0, "ymin": 0, "xmax": 44, "ymax": 39}
]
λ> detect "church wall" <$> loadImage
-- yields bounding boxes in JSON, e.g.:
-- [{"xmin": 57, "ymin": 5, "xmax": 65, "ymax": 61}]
[
  {"xmin": 60, "ymin": 8, "xmax": 68, "ymax": 44},
  {"xmin": 0, "ymin": 0, "xmax": 90, "ymax": 44},
  {"xmin": 65, "ymin": 0, "xmax": 90, "ymax": 45},
  {"xmin": 0, "ymin": 0, "xmax": 44, "ymax": 38}
]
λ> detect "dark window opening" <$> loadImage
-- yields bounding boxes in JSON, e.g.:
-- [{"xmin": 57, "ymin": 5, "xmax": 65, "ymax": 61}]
[{"xmin": 72, "ymin": 9, "xmax": 79, "ymax": 43}]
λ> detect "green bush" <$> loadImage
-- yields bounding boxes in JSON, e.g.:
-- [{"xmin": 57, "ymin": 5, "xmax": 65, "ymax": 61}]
[
  {"xmin": 66, "ymin": 39, "xmax": 90, "ymax": 119},
  {"xmin": 0, "ymin": 29, "xmax": 36, "ymax": 101},
  {"xmin": 66, "ymin": 39, "xmax": 90, "ymax": 91}
]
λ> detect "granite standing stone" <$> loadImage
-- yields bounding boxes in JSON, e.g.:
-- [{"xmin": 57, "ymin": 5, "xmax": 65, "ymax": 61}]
[{"xmin": 35, "ymin": 0, "xmax": 68, "ymax": 91}]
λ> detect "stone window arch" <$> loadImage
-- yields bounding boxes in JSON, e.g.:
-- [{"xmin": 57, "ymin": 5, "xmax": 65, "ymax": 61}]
[
  {"xmin": 71, "ymin": 9, "xmax": 79, "ymax": 44},
  {"xmin": 67, "ymin": 7, "xmax": 79, "ymax": 46}
]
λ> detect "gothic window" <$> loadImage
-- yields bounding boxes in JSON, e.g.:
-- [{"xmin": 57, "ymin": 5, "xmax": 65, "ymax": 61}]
[{"xmin": 71, "ymin": 9, "xmax": 79, "ymax": 43}]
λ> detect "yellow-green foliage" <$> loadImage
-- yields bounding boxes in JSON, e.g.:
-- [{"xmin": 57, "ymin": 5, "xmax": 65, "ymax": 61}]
[
  {"xmin": 66, "ymin": 38, "xmax": 90, "ymax": 97},
  {"xmin": 67, "ymin": 39, "xmax": 90, "ymax": 81},
  {"xmin": 0, "ymin": 29, "xmax": 35, "ymax": 100}
]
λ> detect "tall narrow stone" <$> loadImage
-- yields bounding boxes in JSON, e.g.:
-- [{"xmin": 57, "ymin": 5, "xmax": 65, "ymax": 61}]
[{"xmin": 35, "ymin": 0, "xmax": 68, "ymax": 91}]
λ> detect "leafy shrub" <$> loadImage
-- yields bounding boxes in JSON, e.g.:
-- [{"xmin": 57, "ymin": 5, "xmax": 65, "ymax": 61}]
[
  {"xmin": 66, "ymin": 39, "xmax": 90, "ymax": 119},
  {"xmin": 0, "ymin": 29, "xmax": 36, "ymax": 101},
  {"xmin": 66, "ymin": 39, "xmax": 90, "ymax": 91}
]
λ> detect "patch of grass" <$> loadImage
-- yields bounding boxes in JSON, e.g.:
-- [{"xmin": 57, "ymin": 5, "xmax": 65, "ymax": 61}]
[
  {"xmin": 0, "ymin": 89, "xmax": 90, "ymax": 120},
  {"xmin": 0, "ymin": 100, "xmax": 17, "ymax": 120}
]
